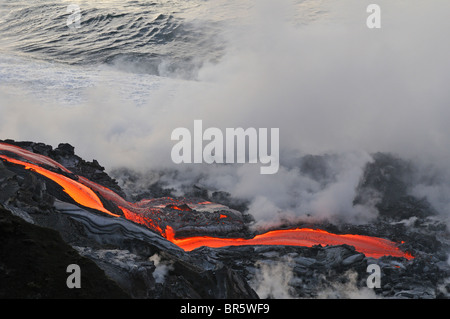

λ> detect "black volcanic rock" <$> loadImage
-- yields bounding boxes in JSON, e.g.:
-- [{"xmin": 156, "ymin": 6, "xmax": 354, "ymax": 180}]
[
  {"xmin": 299, "ymin": 154, "xmax": 339, "ymax": 185},
  {"xmin": 0, "ymin": 205, "xmax": 129, "ymax": 299},
  {"xmin": 0, "ymin": 138, "xmax": 259, "ymax": 298},
  {"xmin": 0, "ymin": 139, "xmax": 126, "ymax": 198},
  {"xmin": 355, "ymin": 152, "xmax": 436, "ymax": 220},
  {"xmin": 1, "ymin": 139, "xmax": 450, "ymax": 299}
]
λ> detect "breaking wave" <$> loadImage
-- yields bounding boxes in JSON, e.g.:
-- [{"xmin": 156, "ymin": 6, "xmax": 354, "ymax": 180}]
[{"xmin": 0, "ymin": 0, "xmax": 224, "ymax": 79}]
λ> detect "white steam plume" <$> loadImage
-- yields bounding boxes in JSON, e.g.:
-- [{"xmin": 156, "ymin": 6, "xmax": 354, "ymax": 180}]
[
  {"xmin": 250, "ymin": 258, "xmax": 296, "ymax": 299},
  {"xmin": 1, "ymin": 0, "xmax": 450, "ymax": 226}
]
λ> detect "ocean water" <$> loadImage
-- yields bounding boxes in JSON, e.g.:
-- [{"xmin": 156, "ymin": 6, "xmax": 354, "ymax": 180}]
[
  {"xmin": 0, "ymin": 0, "xmax": 236, "ymax": 107},
  {"xmin": 0, "ymin": 0, "xmax": 226, "ymax": 76},
  {"xmin": 0, "ymin": 0, "xmax": 315, "ymax": 105}
]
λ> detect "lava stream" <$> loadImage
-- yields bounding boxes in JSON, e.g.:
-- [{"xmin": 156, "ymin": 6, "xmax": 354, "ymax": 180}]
[
  {"xmin": 0, "ymin": 154, "xmax": 119, "ymax": 217},
  {"xmin": 164, "ymin": 226, "xmax": 414, "ymax": 259},
  {"xmin": 0, "ymin": 142, "xmax": 414, "ymax": 260}
]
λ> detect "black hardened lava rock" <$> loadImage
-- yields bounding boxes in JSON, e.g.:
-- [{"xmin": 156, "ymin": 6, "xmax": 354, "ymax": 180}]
[
  {"xmin": 0, "ymin": 206, "xmax": 129, "ymax": 299},
  {"xmin": 0, "ymin": 139, "xmax": 126, "ymax": 198},
  {"xmin": 1, "ymin": 139, "xmax": 450, "ymax": 299}
]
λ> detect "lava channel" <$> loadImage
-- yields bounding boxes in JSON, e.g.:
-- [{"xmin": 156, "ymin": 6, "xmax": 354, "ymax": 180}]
[
  {"xmin": 164, "ymin": 226, "xmax": 414, "ymax": 259},
  {"xmin": 0, "ymin": 142, "xmax": 414, "ymax": 260}
]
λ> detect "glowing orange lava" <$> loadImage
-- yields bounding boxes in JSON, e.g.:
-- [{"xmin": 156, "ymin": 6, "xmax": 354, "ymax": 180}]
[
  {"xmin": 166, "ymin": 204, "xmax": 192, "ymax": 211},
  {"xmin": 0, "ymin": 142, "xmax": 414, "ymax": 260},
  {"xmin": 163, "ymin": 226, "xmax": 413, "ymax": 259},
  {"xmin": 0, "ymin": 143, "xmax": 72, "ymax": 173},
  {"xmin": 0, "ymin": 154, "xmax": 119, "ymax": 217}
]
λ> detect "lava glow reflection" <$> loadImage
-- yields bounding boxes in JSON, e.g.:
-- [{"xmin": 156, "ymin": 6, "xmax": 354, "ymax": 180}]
[{"xmin": 0, "ymin": 142, "xmax": 414, "ymax": 260}]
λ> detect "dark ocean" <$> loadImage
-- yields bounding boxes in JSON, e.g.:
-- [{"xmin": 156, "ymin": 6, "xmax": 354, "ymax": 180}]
[{"xmin": 0, "ymin": 0, "xmax": 230, "ymax": 79}]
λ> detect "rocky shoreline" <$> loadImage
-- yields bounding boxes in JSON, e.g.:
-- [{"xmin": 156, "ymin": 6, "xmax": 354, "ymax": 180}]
[{"xmin": 1, "ymin": 139, "xmax": 449, "ymax": 299}]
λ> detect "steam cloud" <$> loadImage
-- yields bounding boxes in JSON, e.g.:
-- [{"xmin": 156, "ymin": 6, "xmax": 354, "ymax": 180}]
[
  {"xmin": 317, "ymin": 270, "xmax": 379, "ymax": 299},
  {"xmin": 250, "ymin": 258, "xmax": 296, "ymax": 299},
  {"xmin": 250, "ymin": 258, "xmax": 379, "ymax": 299},
  {"xmin": 149, "ymin": 253, "xmax": 173, "ymax": 284},
  {"xmin": 1, "ymin": 0, "xmax": 450, "ymax": 227}
]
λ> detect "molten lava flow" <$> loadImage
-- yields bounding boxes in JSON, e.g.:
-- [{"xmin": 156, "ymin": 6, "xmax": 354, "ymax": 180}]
[
  {"xmin": 164, "ymin": 226, "xmax": 414, "ymax": 259},
  {"xmin": 0, "ymin": 143, "xmax": 72, "ymax": 173},
  {"xmin": 0, "ymin": 142, "xmax": 414, "ymax": 260},
  {"xmin": 166, "ymin": 204, "xmax": 192, "ymax": 211},
  {"xmin": 0, "ymin": 155, "xmax": 120, "ymax": 217}
]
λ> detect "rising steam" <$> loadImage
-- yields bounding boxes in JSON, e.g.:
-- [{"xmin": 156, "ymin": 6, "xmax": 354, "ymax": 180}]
[{"xmin": 1, "ymin": 0, "xmax": 450, "ymax": 227}]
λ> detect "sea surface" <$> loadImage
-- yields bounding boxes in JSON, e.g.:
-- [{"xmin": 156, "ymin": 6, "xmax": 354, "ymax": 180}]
[
  {"xmin": 0, "ymin": 0, "xmax": 321, "ymax": 104},
  {"xmin": 0, "ymin": 0, "xmax": 229, "ymax": 76},
  {"xmin": 0, "ymin": 0, "xmax": 233, "ymax": 106}
]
